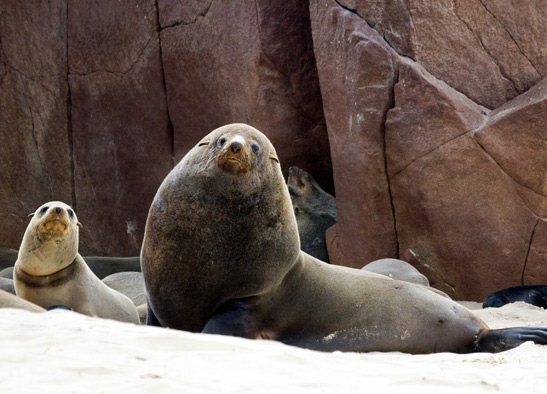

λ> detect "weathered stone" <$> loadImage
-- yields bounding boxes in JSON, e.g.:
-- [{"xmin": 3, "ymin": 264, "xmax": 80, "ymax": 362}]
[
  {"xmin": 524, "ymin": 219, "xmax": 547, "ymax": 284},
  {"xmin": 69, "ymin": 1, "xmax": 172, "ymax": 256},
  {"xmin": 387, "ymin": 61, "xmax": 538, "ymax": 300},
  {"xmin": 386, "ymin": 59, "xmax": 487, "ymax": 177},
  {"xmin": 479, "ymin": 0, "xmax": 547, "ymax": 75},
  {"xmin": 337, "ymin": 0, "xmax": 545, "ymax": 109},
  {"xmin": 157, "ymin": 0, "xmax": 213, "ymax": 28},
  {"xmin": 473, "ymin": 75, "xmax": 547, "ymax": 216},
  {"xmin": 0, "ymin": 1, "xmax": 72, "ymax": 249},
  {"xmin": 160, "ymin": 0, "xmax": 333, "ymax": 192},
  {"xmin": 310, "ymin": 0, "xmax": 398, "ymax": 267}
]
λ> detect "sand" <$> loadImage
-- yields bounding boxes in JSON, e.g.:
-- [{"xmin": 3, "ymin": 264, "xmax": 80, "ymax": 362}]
[{"xmin": 1, "ymin": 302, "xmax": 546, "ymax": 393}]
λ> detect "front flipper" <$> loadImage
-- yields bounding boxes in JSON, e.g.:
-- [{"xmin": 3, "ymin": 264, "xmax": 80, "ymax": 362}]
[
  {"xmin": 202, "ymin": 300, "xmax": 258, "ymax": 338},
  {"xmin": 474, "ymin": 327, "xmax": 547, "ymax": 353},
  {"xmin": 146, "ymin": 303, "xmax": 162, "ymax": 327}
]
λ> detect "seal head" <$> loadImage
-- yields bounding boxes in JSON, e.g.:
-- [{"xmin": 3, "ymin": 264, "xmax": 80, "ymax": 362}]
[{"xmin": 17, "ymin": 202, "xmax": 81, "ymax": 276}]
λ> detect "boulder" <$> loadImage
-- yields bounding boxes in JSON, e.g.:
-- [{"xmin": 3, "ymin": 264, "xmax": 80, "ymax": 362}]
[
  {"xmin": 310, "ymin": 0, "xmax": 398, "ymax": 267},
  {"xmin": 159, "ymin": 0, "xmax": 333, "ymax": 193},
  {"xmin": 387, "ymin": 60, "xmax": 539, "ymax": 300},
  {"xmin": 68, "ymin": 0, "xmax": 172, "ymax": 255}
]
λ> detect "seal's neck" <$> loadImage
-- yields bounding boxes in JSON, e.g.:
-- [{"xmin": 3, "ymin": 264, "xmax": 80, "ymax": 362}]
[{"xmin": 17, "ymin": 236, "xmax": 78, "ymax": 277}]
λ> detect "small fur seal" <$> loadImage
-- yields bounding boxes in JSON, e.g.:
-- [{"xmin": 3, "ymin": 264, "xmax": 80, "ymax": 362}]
[
  {"xmin": 1, "ymin": 246, "xmax": 140, "ymax": 279},
  {"xmin": 483, "ymin": 285, "xmax": 547, "ymax": 309},
  {"xmin": 362, "ymin": 258, "xmax": 429, "ymax": 286},
  {"xmin": 141, "ymin": 123, "xmax": 547, "ymax": 354},
  {"xmin": 287, "ymin": 166, "xmax": 336, "ymax": 262},
  {"xmin": 14, "ymin": 202, "xmax": 140, "ymax": 324}
]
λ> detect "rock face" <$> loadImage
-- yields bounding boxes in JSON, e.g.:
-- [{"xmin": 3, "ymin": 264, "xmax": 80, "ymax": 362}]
[
  {"xmin": 160, "ymin": 0, "xmax": 333, "ymax": 192},
  {"xmin": 309, "ymin": 0, "xmax": 546, "ymax": 300},
  {"xmin": 0, "ymin": 0, "xmax": 545, "ymax": 300}
]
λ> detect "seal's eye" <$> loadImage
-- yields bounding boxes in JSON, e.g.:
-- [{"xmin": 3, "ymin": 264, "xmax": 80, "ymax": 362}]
[
  {"xmin": 67, "ymin": 209, "xmax": 74, "ymax": 218},
  {"xmin": 218, "ymin": 137, "xmax": 227, "ymax": 147},
  {"xmin": 252, "ymin": 144, "xmax": 259, "ymax": 153},
  {"xmin": 40, "ymin": 206, "xmax": 49, "ymax": 214}
]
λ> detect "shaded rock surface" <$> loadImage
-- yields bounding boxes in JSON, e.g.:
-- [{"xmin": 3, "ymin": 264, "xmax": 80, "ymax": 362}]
[{"xmin": 0, "ymin": 0, "xmax": 545, "ymax": 300}]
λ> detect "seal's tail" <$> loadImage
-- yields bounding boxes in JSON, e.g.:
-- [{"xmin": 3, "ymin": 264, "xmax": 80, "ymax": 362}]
[{"xmin": 473, "ymin": 327, "xmax": 547, "ymax": 353}]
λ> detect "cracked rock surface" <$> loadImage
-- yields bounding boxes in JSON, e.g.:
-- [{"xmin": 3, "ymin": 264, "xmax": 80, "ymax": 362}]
[{"xmin": 0, "ymin": 0, "xmax": 545, "ymax": 300}]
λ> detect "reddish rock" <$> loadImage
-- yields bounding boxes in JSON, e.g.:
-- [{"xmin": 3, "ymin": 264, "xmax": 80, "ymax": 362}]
[
  {"xmin": 336, "ymin": 0, "xmax": 545, "ymax": 109},
  {"xmin": 387, "ymin": 60, "xmax": 538, "ymax": 300},
  {"xmin": 0, "ymin": 1, "xmax": 72, "ymax": 248},
  {"xmin": 386, "ymin": 59, "xmax": 487, "ymax": 177},
  {"xmin": 160, "ymin": 0, "xmax": 333, "ymax": 192},
  {"xmin": 69, "ymin": 2, "xmax": 172, "ymax": 256},
  {"xmin": 157, "ymin": 0, "xmax": 213, "ymax": 28},
  {"xmin": 473, "ymin": 75, "xmax": 547, "ymax": 216},
  {"xmin": 524, "ymin": 219, "xmax": 547, "ymax": 284},
  {"xmin": 310, "ymin": 0, "xmax": 398, "ymax": 267}
]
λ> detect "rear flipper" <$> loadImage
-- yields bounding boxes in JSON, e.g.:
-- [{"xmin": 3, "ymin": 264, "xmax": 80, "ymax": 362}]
[
  {"xmin": 474, "ymin": 327, "xmax": 547, "ymax": 353},
  {"xmin": 146, "ymin": 304, "xmax": 162, "ymax": 327}
]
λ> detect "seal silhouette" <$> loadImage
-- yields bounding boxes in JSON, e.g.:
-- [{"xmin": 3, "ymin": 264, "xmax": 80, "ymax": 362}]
[
  {"xmin": 14, "ymin": 202, "xmax": 140, "ymax": 324},
  {"xmin": 287, "ymin": 166, "xmax": 336, "ymax": 263},
  {"xmin": 141, "ymin": 123, "xmax": 547, "ymax": 353}
]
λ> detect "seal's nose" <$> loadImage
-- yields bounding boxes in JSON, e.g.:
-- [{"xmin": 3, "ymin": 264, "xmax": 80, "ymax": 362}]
[
  {"xmin": 55, "ymin": 207, "xmax": 62, "ymax": 214},
  {"xmin": 230, "ymin": 140, "xmax": 243, "ymax": 154}
]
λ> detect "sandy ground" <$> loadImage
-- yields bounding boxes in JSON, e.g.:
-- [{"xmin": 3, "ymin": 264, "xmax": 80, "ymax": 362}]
[{"xmin": 1, "ymin": 302, "xmax": 546, "ymax": 393}]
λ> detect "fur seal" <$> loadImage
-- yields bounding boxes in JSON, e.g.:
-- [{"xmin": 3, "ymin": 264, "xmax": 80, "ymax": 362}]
[
  {"xmin": 0, "ymin": 289, "xmax": 45, "ymax": 313},
  {"xmin": 14, "ymin": 202, "xmax": 140, "ymax": 324},
  {"xmin": 287, "ymin": 166, "xmax": 336, "ymax": 263},
  {"xmin": 483, "ymin": 286, "xmax": 547, "ymax": 309},
  {"xmin": 102, "ymin": 272, "xmax": 146, "ymax": 306},
  {"xmin": 362, "ymin": 258, "xmax": 429, "ymax": 286},
  {"xmin": 141, "ymin": 123, "xmax": 547, "ymax": 354}
]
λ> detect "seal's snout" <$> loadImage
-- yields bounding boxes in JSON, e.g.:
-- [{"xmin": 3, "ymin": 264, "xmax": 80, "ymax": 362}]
[
  {"xmin": 230, "ymin": 139, "xmax": 243, "ymax": 154},
  {"xmin": 55, "ymin": 207, "xmax": 62, "ymax": 214}
]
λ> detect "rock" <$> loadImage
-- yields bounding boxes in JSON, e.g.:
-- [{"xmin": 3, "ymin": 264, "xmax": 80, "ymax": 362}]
[
  {"xmin": 523, "ymin": 219, "xmax": 547, "ymax": 285},
  {"xmin": 473, "ymin": 75, "xmax": 547, "ymax": 217},
  {"xmin": 0, "ymin": 278, "xmax": 15, "ymax": 295},
  {"xmin": 159, "ymin": 0, "xmax": 333, "ymax": 193},
  {"xmin": 0, "ymin": 1, "xmax": 72, "ymax": 249},
  {"xmin": 68, "ymin": 0, "xmax": 172, "ymax": 255},
  {"xmin": 387, "ymin": 60, "xmax": 538, "ymax": 300},
  {"xmin": 336, "ymin": 0, "xmax": 544, "ymax": 109},
  {"xmin": 310, "ymin": 0, "xmax": 398, "ymax": 268}
]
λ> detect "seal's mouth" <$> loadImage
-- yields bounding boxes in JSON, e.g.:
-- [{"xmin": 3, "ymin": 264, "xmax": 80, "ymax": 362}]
[{"xmin": 39, "ymin": 219, "xmax": 69, "ymax": 239}]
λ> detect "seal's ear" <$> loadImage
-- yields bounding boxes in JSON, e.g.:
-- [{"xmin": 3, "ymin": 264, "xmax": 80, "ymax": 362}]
[
  {"xmin": 27, "ymin": 212, "xmax": 35, "ymax": 218},
  {"xmin": 77, "ymin": 221, "xmax": 83, "ymax": 228},
  {"xmin": 198, "ymin": 140, "xmax": 210, "ymax": 147},
  {"xmin": 270, "ymin": 155, "xmax": 279, "ymax": 163}
]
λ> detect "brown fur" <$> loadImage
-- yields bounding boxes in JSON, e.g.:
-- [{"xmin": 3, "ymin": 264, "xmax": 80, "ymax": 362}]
[{"xmin": 141, "ymin": 123, "xmax": 547, "ymax": 354}]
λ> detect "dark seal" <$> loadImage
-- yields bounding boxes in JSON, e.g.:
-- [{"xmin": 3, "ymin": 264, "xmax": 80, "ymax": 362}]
[
  {"xmin": 483, "ymin": 285, "xmax": 547, "ymax": 309},
  {"xmin": 141, "ymin": 123, "xmax": 547, "ymax": 354}
]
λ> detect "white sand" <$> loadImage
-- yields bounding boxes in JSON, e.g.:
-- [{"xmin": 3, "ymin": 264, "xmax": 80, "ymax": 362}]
[{"xmin": 1, "ymin": 302, "xmax": 546, "ymax": 393}]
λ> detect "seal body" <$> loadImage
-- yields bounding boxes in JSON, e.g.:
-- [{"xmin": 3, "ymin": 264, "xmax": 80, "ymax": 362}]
[
  {"xmin": 287, "ymin": 166, "xmax": 336, "ymax": 263},
  {"xmin": 483, "ymin": 286, "xmax": 547, "ymax": 309},
  {"xmin": 362, "ymin": 258, "xmax": 430, "ymax": 286},
  {"xmin": 14, "ymin": 202, "xmax": 140, "ymax": 324},
  {"xmin": 142, "ymin": 124, "xmax": 547, "ymax": 354}
]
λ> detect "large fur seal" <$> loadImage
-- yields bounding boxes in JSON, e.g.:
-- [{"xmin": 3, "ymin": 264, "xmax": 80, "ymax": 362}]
[
  {"xmin": 141, "ymin": 123, "xmax": 547, "ymax": 354},
  {"xmin": 14, "ymin": 202, "xmax": 140, "ymax": 324},
  {"xmin": 287, "ymin": 166, "xmax": 336, "ymax": 262}
]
